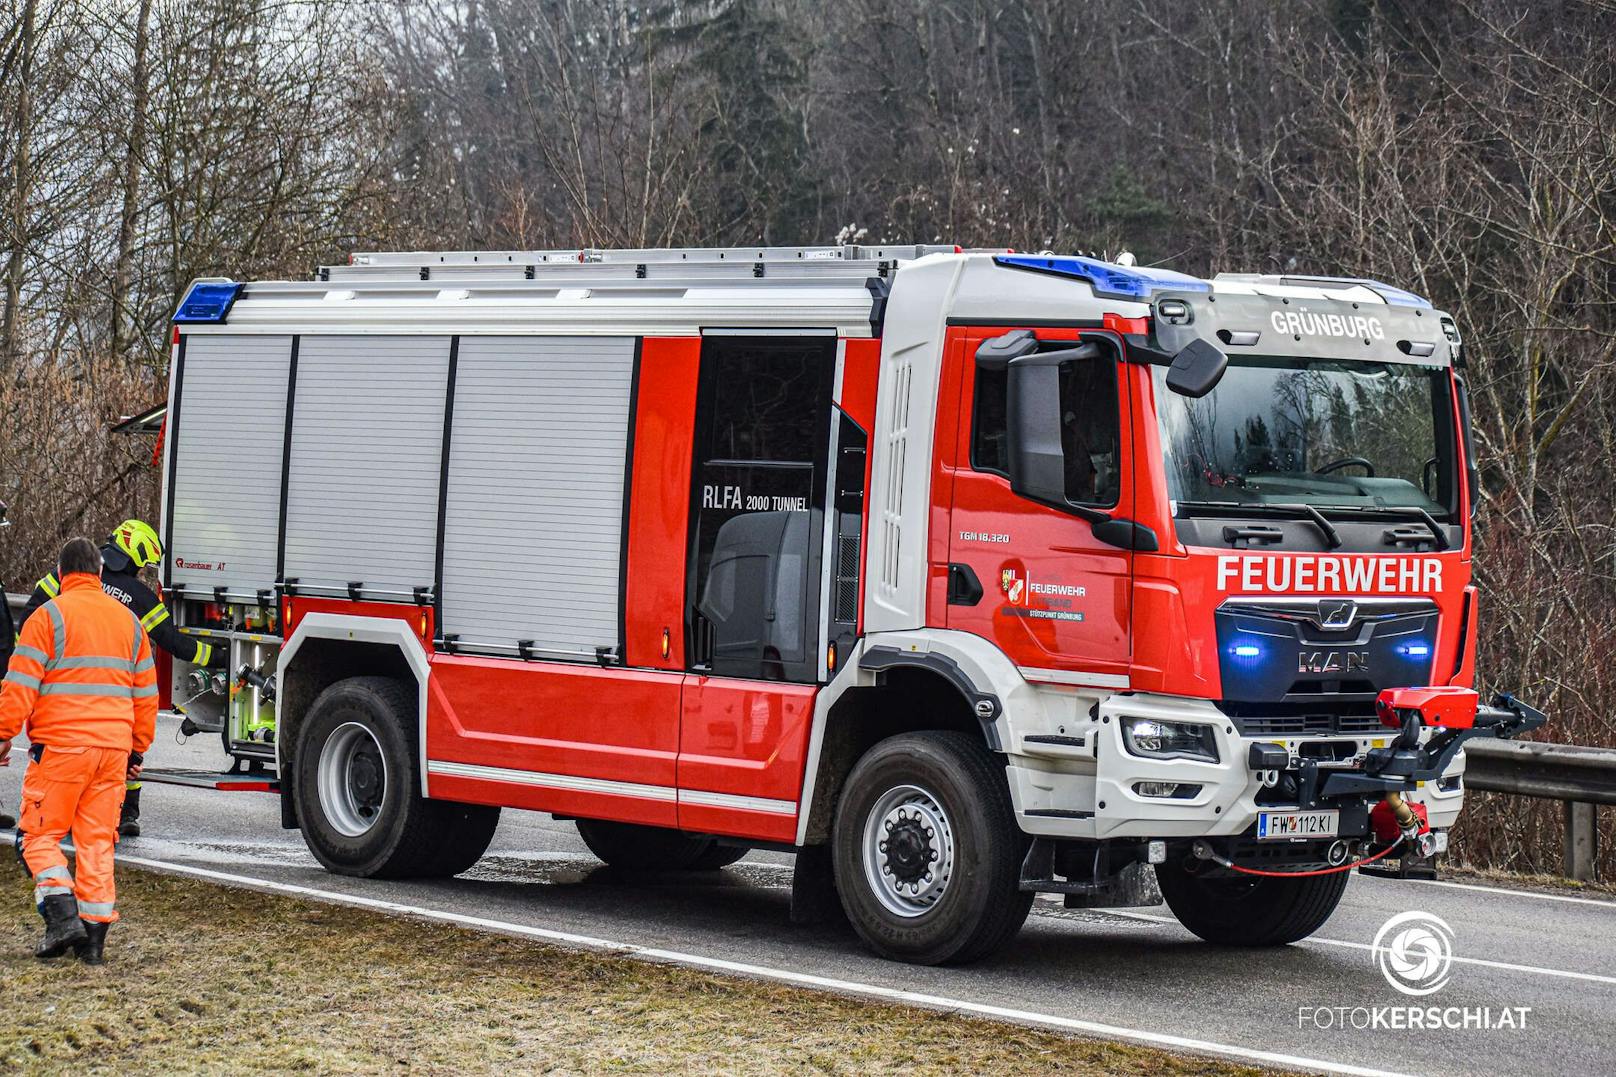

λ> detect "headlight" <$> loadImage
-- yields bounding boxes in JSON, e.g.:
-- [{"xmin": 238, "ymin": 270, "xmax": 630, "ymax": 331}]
[{"xmin": 1121, "ymin": 717, "xmax": 1219, "ymax": 763}]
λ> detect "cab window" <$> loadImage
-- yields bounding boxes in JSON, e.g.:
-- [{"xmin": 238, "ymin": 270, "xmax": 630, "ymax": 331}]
[{"xmin": 970, "ymin": 344, "xmax": 1121, "ymax": 507}]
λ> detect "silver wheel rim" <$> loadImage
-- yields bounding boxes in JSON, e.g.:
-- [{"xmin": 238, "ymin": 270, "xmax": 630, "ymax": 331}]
[
  {"xmin": 861, "ymin": 783, "xmax": 955, "ymax": 918},
  {"xmin": 318, "ymin": 721, "xmax": 387, "ymax": 837}
]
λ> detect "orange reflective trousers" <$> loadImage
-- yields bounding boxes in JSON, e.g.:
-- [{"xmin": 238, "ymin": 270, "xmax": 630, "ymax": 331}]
[{"xmin": 19, "ymin": 745, "xmax": 127, "ymax": 923}]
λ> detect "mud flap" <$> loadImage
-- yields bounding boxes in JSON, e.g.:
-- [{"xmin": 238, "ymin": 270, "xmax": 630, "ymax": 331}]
[{"xmin": 790, "ymin": 844, "xmax": 846, "ymax": 926}]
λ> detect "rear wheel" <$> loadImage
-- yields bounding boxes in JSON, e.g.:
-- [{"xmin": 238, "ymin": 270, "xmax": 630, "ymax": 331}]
[
  {"xmin": 294, "ymin": 676, "xmax": 499, "ymax": 878},
  {"xmin": 1155, "ymin": 860, "xmax": 1349, "ymax": 945},
  {"xmin": 575, "ymin": 819, "xmax": 745, "ymax": 871},
  {"xmin": 832, "ymin": 730, "xmax": 1032, "ymax": 965}
]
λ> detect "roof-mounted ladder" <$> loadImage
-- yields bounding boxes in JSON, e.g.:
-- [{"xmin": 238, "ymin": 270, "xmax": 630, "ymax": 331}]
[{"xmin": 320, "ymin": 244, "xmax": 966, "ymax": 286}]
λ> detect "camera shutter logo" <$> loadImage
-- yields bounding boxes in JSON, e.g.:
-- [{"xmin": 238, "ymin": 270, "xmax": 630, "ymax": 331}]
[{"xmin": 1374, "ymin": 911, "xmax": 1455, "ymax": 996}]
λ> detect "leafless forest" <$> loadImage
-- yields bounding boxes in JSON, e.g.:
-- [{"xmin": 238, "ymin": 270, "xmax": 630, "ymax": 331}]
[{"xmin": 1, "ymin": 0, "xmax": 1612, "ymax": 877}]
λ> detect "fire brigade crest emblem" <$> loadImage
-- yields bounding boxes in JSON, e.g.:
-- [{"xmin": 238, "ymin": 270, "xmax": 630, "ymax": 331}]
[{"xmin": 1000, "ymin": 568, "xmax": 1025, "ymax": 606}]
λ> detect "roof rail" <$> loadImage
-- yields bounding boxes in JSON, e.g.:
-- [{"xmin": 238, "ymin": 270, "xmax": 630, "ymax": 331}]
[
  {"xmin": 343, "ymin": 244, "xmax": 959, "ymax": 268},
  {"xmin": 1213, "ymin": 272, "xmax": 1431, "ymax": 309}
]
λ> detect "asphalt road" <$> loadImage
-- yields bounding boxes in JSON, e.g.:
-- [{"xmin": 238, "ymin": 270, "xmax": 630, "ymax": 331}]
[{"xmin": 4, "ymin": 717, "xmax": 1612, "ymax": 1076}]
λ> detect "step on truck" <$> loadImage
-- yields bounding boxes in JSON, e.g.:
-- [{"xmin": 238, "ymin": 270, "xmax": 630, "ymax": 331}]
[{"xmin": 155, "ymin": 245, "xmax": 1544, "ymax": 964}]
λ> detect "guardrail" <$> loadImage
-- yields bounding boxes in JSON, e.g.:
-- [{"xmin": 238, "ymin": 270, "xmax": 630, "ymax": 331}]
[
  {"xmin": 4, "ymin": 592, "xmax": 1610, "ymax": 878},
  {"xmin": 1461, "ymin": 738, "xmax": 1614, "ymax": 881}
]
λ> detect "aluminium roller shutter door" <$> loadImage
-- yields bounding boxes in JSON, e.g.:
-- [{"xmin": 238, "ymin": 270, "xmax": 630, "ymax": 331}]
[
  {"xmin": 281, "ymin": 335, "xmax": 450, "ymax": 598},
  {"xmin": 440, "ymin": 336, "xmax": 635, "ymax": 659},
  {"xmin": 167, "ymin": 334, "xmax": 292, "ymax": 597}
]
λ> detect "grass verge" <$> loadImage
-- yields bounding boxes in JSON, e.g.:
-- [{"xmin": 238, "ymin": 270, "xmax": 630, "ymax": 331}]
[{"xmin": 0, "ymin": 859, "xmax": 1270, "ymax": 1075}]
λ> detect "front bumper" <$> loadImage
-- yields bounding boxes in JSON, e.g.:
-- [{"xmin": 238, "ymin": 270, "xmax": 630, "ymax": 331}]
[
  {"xmin": 1007, "ymin": 690, "xmax": 1540, "ymax": 841},
  {"xmin": 1092, "ymin": 693, "xmax": 1421, "ymax": 840}
]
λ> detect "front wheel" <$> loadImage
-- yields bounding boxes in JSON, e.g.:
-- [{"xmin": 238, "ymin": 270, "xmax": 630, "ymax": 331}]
[
  {"xmin": 832, "ymin": 730, "xmax": 1032, "ymax": 965},
  {"xmin": 294, "ymin": 676, "xmax": 499, "ymax": 878},
  {"xmin": 1155, "ymin": 859, "xmax": 1349, "ymax": 945}
]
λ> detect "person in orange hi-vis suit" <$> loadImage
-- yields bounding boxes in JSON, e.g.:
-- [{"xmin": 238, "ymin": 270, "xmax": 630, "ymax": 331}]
[{"xmin": 0, "ymin": 538, "xmax": 156, "ymax": 964}]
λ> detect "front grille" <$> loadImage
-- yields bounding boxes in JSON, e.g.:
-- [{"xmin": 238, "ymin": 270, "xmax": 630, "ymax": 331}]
[
  {"xmin": 1215, "ymin": 596, "xmax": 1439, "ymax": 706},
  {"xmin": 1221, "ymin": 702, "xmax": 1384, "ymax": 737}
]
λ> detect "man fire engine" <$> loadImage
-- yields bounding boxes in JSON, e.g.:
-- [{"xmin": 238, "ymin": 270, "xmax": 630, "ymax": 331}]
[
  {"xmin": 142, "ymin": 246, "xmax": 1542, "ymax": 964},
  {"xmin": 20, "ymin": 518, "xmax": 220, "ymax": 838}
]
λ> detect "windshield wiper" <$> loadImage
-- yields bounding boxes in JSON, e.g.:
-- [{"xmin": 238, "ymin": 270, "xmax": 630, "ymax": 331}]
[
  {"xmin": 1309, "ymin": 504, "xmax": 1451, "ymax": 551},
  {"xmin": 1177, "ymin": 500, "xmax": 1342, "ymax": 549}
]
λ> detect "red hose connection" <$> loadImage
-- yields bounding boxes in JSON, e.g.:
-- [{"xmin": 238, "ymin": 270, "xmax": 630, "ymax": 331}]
[{"xmin": 1201, "ymin": 838, "xmax": 1404, "ymax": 878}]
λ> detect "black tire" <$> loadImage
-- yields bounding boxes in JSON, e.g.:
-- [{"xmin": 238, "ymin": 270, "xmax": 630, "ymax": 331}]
[
  {"xmin": 831, "ymin": 730, "xmax": 1032, "ymax": 965},
  {"xmin": 688, "ymin": 842, "xmax": 749, "ymax": 870},
  {"xmin": 1155, "ymin": 860, "xmax": 1349, "ymax": 946},
  {"xmin": 575, "ymin": 818, "xmax": 740, "ymax": 871},
  {"xmin": 294, "ymin": 676, "xmax": 499, "ymax": 878}
]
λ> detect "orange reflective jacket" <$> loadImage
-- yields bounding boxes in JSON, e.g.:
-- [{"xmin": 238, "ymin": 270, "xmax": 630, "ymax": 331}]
[{"xmin": 0, "ymin": 573, "xmax": 157, "ymax": 753}]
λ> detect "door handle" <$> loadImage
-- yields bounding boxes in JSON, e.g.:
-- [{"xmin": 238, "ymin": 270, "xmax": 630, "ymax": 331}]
[
  {"xmin": 1222, "ymin": 524, "xmax": 1284, "ymax": 547},
  {"xmin": 947, "ymin": 563, "xmax": 984, "ymax": 606},
  {"xmin": 690, "ymin": 611, "xmax": 716, "ymax": 669}
]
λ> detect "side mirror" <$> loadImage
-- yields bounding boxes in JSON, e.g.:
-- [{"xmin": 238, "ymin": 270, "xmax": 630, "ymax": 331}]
[
  {"xmin": 1455, "ymin": 376, "xmax": 1480, "ymax": 519},
  {"xmin": 1006, "ymin": 352, "xmax": 1069, "ymax": 506},
  {"xmin": 1165, "ymin": 338, "xmax": 1228, "ymax": 398}
]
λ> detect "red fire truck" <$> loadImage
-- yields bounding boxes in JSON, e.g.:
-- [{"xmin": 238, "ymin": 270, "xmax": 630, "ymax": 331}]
[{"xmin": 156, "ymin": 245, "xmax": 1542, "ymax": 964}]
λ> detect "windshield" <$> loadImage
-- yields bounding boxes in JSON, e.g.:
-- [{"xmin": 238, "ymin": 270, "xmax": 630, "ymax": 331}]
[{"xmin": 1153, "ymin": 357, "xmax": 1458, "ymax": 519}]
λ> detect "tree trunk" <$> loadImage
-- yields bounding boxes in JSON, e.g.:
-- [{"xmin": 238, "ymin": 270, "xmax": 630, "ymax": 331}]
[
  {"xmin": 2, "ymin": 0, "xmax": 37, "ymax": 373},
  {"xmin": 111, "ymin": 0, "xmax": 153, "ymax": 361}
]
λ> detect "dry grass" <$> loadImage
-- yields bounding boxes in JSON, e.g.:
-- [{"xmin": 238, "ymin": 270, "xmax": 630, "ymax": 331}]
[{"xmin": 0, "ymin": 859, "xmax": 1269, "ymax": 1076}]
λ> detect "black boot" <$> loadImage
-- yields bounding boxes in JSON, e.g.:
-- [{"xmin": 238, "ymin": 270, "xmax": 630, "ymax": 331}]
[
  {"xmin": 118, "ymin": 787, "xmax": 141, "ymax": 839},
  {"xmin": 35, "ymin": 894, "xmax": 88, "ymax": 959},
  {"xmin": 73, "ymin": 920, "xmax": 109, "ymax": 965}
]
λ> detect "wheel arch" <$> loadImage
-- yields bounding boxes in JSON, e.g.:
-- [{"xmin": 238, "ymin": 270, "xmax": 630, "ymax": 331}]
[
  {"xmin": 278, "ymin": 613, "xmax": 433, "ymax": 803},
  {"xmin": 796, "ymin": 630, "xmax": 1030, "ymax": 846}
]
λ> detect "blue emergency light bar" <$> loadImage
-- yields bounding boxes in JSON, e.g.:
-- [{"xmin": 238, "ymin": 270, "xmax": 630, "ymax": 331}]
[
  {"xmin": 173, "ymin": 281, "xmax": 244, "ymax": 324},
  {"xmin": 994, "ymin": 254, "xmax": 1212, "ymax": 302}
]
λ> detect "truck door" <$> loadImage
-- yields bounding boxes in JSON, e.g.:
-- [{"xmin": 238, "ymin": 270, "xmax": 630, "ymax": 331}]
[
  {"xmin": 678, "ymin": 332, "xmax": 836, "ymax": 840},
  {"xmin": 944, "ymin": 328, "xmax": 1134, "ymax": 685}
]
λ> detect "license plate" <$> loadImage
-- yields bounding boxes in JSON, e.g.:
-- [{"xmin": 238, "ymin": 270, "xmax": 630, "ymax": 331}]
[{"xmin": 1257, "ymin": 809, "xmax": 1339, "ymax": 841}]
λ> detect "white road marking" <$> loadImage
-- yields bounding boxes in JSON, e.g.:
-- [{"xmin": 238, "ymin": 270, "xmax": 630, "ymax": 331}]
[
  {"xmin": 1396, "ymin": 877, "xmax": 1616, "ymax": 909},
  {"xmin": 114, "ymin": 851, "xmax": 1408, "ymax": 1077},
  {"xmin": 1302, "ymin": 937, "xmax": 1616, "ymax": 986},
  {"xmin": 1077, "ymin": 909, "xmax": 1616, "ymax": 986}
]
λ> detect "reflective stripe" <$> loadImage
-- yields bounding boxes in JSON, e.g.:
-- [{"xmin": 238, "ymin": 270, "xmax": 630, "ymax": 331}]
[
  {"xmin": 126, "ymin": 780, "xmax": 142, "ymax": 790},
  {"xmin": 77, "ymin": 900, "xmax": 115, "ymax": 917},
  {"xmin": 194, "ymin": 642, "xmax": 213, "ymax": 665},
  {"xmin": 4, "ymin": 671, "xmax": 40, "ymax": 690},
  {"xmin": 35, "ymin": 865, "xmax": 72, "ymax": 883},
  {"xmin": 37, "ymin": 573, "xmax": 59, "ymax": 598},
  {"xmin": 133, "ymin": 657, "xmax": 155, "ymax": 674},
  {"xmin": 44, "ymin": 603, "xmax": 65, "ymax": 661},
  {"xmin": 13, "ymin": 644, "xmax": 47, "ymax": 665},
  {"xmin": 38, "ymin": 684, "xmax": 137, "ymax": 698},
  {"xmin": 132, "ymin": 684, "xmax": 158, "ymax": 698},
  {"xmin": 34, "ymin": 885, "xmax": 74, "ymax": 900},
  {"xmin": 141, "ymin": 605, "xmax": 169, "ymax": 631},
  {"xmin": 47, "ymin": 656, "xmax": 138, "ymax": 673}
]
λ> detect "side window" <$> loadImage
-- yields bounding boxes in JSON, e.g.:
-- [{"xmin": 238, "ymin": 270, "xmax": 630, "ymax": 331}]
[
  {"xmin": 688, "ymin": 336, "xmax": 835, "ymax": 682},
  {"xmin": 970, "ymin": 343, "xmax": 1121, "ymax": 508}
]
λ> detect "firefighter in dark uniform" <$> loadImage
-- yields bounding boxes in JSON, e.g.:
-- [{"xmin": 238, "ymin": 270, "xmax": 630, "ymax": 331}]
[{"xmin": 18, "ymin": 519, "xmax": 222, "ymax": 837}]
